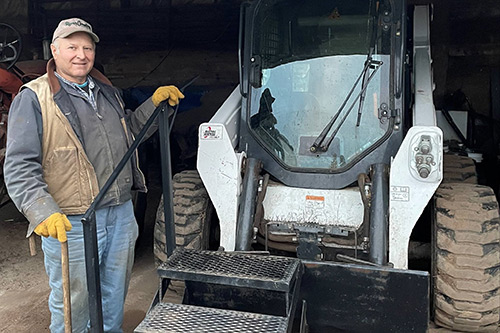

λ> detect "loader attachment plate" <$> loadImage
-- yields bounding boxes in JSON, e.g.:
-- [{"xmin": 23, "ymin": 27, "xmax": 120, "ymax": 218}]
[{"xmin": 300, "ymin": 261, "xmax": 429, "ymax": 332}]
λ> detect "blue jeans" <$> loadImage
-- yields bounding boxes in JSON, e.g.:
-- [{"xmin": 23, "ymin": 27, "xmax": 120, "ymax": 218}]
[{"xmin": 41, "ymin": 200, "xmax": 139, "ymax": 333}]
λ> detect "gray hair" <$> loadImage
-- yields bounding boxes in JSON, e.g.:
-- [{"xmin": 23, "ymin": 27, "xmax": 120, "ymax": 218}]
[{"xmin": 51, "ymin": 38, "xmax": 60, "ymax": 54}]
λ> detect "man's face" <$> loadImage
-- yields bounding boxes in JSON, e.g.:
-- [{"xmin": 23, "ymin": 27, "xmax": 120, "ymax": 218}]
[{"xmin": 51, "ymin": 32, "xmax": 95, "ymax": 84}]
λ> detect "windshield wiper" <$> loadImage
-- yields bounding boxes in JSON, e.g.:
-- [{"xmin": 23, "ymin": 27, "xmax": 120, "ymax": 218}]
[
  {"xmin": 310, "ymin": 59, "xmax": 382, "ymax": 153},
  {"xmin": 356, "ymin": 8, "xmax": 380, "ymax": 127},
  {"xmin": 310, "ymin": 6, "xmax": 382, "ymax": 154},
  {"xmin": 356, "ymin": 59, "xmax": 372, "ymax": 127}
]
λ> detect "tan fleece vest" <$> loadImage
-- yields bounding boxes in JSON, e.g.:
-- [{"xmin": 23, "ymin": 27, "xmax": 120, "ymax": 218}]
[{"xmin": 24, "ymin": 74, "xmax": 99, "ymax": 215}]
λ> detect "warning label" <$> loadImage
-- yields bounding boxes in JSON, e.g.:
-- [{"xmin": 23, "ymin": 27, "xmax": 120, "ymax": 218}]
[
  {"xmin": 390, "ymin": 186, "xmax": 410, "ymax": 202},
  {"xmin": 200, "ymin": 125, "xmax": 223, "ymax": 140},
  {"xmin": 306, "ymin": 195, "xmax": 324, "ymax": 201},
  {"xmin": 304, "ymin": 195, "xmax": 326, "ymax": 223}
]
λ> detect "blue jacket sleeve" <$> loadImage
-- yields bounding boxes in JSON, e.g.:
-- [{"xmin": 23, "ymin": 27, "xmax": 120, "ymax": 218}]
[{"xmin": 3, "ymin": 88, "xmax": 61, "ymax": 237}]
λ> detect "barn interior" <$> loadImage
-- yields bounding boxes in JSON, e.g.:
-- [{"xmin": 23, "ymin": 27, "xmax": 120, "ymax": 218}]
[
  {"xmin": 2, "ymin": 0, "xmax": 500, "ymax": 190},
  {"xmin": 1, "ymin": 0, "xmax": 500, "ymax": 331}
]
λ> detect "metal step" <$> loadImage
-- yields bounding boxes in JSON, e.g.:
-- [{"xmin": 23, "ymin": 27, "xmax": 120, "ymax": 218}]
[
  {"xmin": 158, "ymin": 249, "xmax": 301, "ymax": 292},
  {"xmin": 134, "ymin": 302, "xmax": 288, "ymax": 333}
]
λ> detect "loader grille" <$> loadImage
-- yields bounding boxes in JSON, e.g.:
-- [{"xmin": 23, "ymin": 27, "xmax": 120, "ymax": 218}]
[{"xmin": 135, "ymin": 303, "xmax": 288, "ymax": 333}]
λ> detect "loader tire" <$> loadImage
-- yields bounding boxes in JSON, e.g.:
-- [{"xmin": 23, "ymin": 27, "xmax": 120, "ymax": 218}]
[
  {"xmin": 442, "ymin": 154, "xmax": 477, "ymax": 184},
  {"xmin": 433, "ymin": 183, "xmax": 500, "ymax": 332},
  {"xmin": 154, "ymin": 170, "xmax": 217, "ymax": 266}
]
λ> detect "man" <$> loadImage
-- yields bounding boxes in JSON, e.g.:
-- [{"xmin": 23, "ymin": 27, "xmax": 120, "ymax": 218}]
[{"xmin": 4, "ymin": 18, "xmax": 183, "ymax": 332}]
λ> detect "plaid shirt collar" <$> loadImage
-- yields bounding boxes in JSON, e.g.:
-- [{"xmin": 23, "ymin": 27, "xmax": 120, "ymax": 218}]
[{"xmin": 55, "ymin": 71, "xmax": 99, "ymax": 115}]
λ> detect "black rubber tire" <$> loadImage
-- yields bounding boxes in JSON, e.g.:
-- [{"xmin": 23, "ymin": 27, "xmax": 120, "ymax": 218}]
[
  {"xmin": 442, "ymin": 154, "xmax": 477, "ymax": 184},
  {"xmin": 154, "ymin": 170, "xmax": 216, "ymax": 265},
  {"xmin": 433, "ymin": 183, "xmax": 500, "ymax": 332}
]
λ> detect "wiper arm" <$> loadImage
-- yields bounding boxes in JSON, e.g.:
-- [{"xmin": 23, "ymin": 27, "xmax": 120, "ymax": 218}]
[
  {"xmin": 310, "ymin": 60, "xmax": 371, "ymax": 153},
  {"xmin": 321, "ymin": 60, "xmax": 382, "ymax": 152},
  {"xmin": 356, "ymin": 60, "xmax": 371, "ymax": 126},
  {"xmin": 357, "ymin": 9, "xmax": 379, "ymax": 127},
  {"xmin": 310, "ymin": 60, "xmax": 382, "ymax": 153},
  {"xmin": 311, "ymin": 5, "xmax": 382, "ymax": 153},
  {"xmin": 356, "ymin": 57, "xmax": 384, "ymax": 127}
]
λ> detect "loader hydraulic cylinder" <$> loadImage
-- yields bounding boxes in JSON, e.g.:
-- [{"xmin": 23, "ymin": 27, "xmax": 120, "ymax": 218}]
[
  {"xmin": 235, "ymin": 158, "xmax": 261, "ymax": 251},
  {"xmin": 369, "ymin": 163, "xmax": 389, "ymax": 265}
]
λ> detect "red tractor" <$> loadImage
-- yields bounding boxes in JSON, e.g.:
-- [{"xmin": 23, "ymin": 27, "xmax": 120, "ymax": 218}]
[{"xmin": 0, "ymin": 23, "xmax": 46, "ymax": 206}]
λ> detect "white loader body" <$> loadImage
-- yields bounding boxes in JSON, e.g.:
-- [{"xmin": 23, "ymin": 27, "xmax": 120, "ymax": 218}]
[{"xmin": 198, "ymin": 5, "xmax": 442, "ymax": 269}]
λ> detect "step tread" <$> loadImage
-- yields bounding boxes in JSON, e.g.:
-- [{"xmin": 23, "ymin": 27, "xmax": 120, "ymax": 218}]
[
  {"xmin": 135, "ymin": 302, "xmax": 288, "ymax": 333},
  {"xmin": 158, "ymin": 249, "xmax": 301, "ymax": 291}
]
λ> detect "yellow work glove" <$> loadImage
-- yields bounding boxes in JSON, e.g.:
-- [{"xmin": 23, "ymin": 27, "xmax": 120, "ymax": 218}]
[
  {"xmin": 34, "ymin": 212, "xmax": 72, "ymax": 243},
  {"xmin": 152, "ymin": 85, "xmax": 185, "ymax": 107}
]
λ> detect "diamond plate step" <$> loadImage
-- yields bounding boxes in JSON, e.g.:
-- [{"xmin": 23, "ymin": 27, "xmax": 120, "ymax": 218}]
[
  {"xmin": 158, "ymin": 249, "xmax": 301, "ymax": 292},
  {"xmin": 134, "ymin": 302, "xmax": 288, "ymax": 333}
]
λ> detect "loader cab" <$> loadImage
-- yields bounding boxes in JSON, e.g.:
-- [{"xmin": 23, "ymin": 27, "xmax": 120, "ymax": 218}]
[{"xmin": 239, "ymin": 0, "xmax": 407, "ymax": 189}]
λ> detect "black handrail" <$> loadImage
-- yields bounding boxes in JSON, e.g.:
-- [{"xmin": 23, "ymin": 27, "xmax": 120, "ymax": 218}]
[
  {"xmin": 81, "ymin": 101, "xmax": 171, "ymax": 332},
  {"xmin": 81, "ymin": 77, "xmax": 196, "ymax": 332}
]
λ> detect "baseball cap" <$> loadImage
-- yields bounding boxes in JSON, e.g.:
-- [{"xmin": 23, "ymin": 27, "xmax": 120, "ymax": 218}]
[{"xmin": 52, "ymin": 18, "xmax": 100, "ymax": 43}]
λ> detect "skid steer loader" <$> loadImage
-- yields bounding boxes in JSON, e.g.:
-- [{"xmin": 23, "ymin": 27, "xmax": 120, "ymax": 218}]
[{"xmin": 139, "ymin": 0, "xmax": 500, "ymax": 332}]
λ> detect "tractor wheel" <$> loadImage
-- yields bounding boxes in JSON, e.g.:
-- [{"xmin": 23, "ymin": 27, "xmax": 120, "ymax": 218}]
[
  {"xmin": 433, "ymin": 183, "xmax": 500, "ymax": 332},
  {"xmin": 442, "ymin": 154, "xmax": 477, "ymax": 184},
  {"xmin": 153, "ymin": 170, "xmax": 217, "ymax": 265}
]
